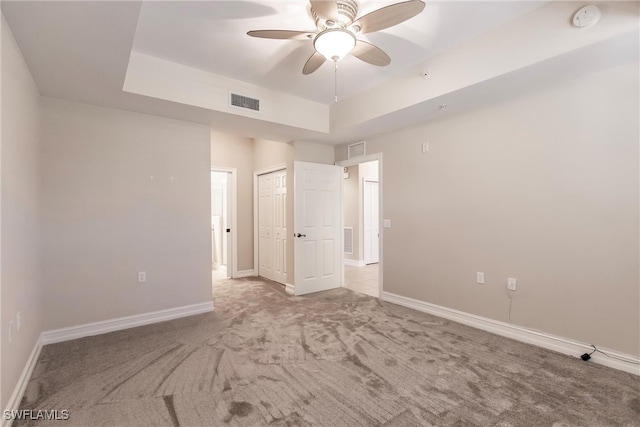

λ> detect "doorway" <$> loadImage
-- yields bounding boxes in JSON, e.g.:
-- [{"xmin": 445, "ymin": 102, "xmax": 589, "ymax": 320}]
[
  {"xmin": 364, "ymin": 179, "xmax": 380, "ymax": 265},
  {"xmin": 338, "ymin": 157, "xmax": 382, "ymax": 298},
  {"xmin": 211, "ymin": 168, "xmax": 237, "ymax": 282}
]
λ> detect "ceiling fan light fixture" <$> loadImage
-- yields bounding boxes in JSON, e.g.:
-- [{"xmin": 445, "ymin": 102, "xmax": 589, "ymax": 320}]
[{"xmin": 314, "ymin": 28, "xmax": 356, "ymax": 61}]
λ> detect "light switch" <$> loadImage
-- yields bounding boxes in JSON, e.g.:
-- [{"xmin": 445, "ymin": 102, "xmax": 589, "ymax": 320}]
[{"xmin": 383, "ymin": 219, "xmax": 391, "ymax": 228}]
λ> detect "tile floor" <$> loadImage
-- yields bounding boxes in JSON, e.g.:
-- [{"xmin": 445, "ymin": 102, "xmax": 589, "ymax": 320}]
[
  {"xmin": 212, "ymin": 265, "xmax": 229, "ymax": 282},
  {"xmin": 213, "ymin": 264, "xmax": 380, "ymax": 297},
  {"xmin": 344, "ymin": 263, "xmax": 379, "ymax": 297}
]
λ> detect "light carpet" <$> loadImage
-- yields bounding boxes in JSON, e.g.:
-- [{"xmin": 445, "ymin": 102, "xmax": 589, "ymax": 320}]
[{"xmin": 15, "ymin": 277, "xmax": 639, "ymax": 426}]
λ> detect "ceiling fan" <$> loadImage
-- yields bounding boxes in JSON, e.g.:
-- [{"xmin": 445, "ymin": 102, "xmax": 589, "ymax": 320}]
[{"xmin": 247, "ymin": 0, "xmax": 426, "ymax": 75}]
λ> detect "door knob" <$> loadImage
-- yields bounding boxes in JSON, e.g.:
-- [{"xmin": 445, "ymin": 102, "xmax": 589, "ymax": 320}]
[{"xmin": 295, "ymin": 233, "xmax": 307, "ymax": 238}]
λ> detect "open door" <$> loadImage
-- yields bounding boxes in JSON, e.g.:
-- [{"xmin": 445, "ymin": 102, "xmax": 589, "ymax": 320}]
[{"xmin": 293, "ymin": 161, "xmax": 342, "ymax": 295}]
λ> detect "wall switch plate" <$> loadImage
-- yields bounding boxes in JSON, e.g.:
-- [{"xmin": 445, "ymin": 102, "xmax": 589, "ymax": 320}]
[
  {"xmin": 138, "ymin": 271, "xmax": 147, "ymax": 283},
  {"xmin": 476, "ymin": 272, "xmax": 484, "ymax": 284},
  {"xmin": 421, "ymin": 142, "xmax": 429, "ymax": 153},
  {"xmin": 383, "ymin": 219, "xmax": 391, "ymax": 228},
  {"xmin": 507, "ymin": 277, "xmax": 517, "ymax": 291}
]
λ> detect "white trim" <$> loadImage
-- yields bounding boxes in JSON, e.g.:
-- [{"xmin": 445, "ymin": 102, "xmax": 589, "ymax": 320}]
[
  {"xmin": 236, "ymin": 269, "xmax": 256, "ymax": 278},
  {"xmin": 3, "ymin": 337, "xmax": 43, "ymax": 427},
  {"xmin": 255, "ymin": 164, "xmax": 287, "ymax": 177},
  {"xmin": 336, "ymin": 153, "xmax": 383, "ymax": 296},
  {"xmin": 211, "ymin": 167, "xmax": 238, "ymax": 279},
  {"xmin": 285, "ymin": 283, "xmax": 295, "ymax": 295},
  {"xmin": 41, "ymin": 302, "xmax": 214, "ymax": 345},
  {"xmin": 344, "ymin": 258, "xmax": 365, "ymax": 267},
  {"xmin": 381, "ymin": 291, "xmax": 639, "ymax": 375}
]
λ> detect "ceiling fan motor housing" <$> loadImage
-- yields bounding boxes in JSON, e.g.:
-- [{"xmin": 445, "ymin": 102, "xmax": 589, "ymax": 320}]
[{"xmin": 313, "ymin": 0, "xmax": 359, "ymax": 30}]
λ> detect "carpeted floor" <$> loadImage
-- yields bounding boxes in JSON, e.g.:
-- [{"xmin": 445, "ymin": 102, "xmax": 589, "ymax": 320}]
[{"xmin": 16, "ymin": 277, "xmax": 640, "ymax": 426}]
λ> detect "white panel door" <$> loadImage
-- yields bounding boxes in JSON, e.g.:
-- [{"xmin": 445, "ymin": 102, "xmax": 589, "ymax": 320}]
[
  {"xmin": 273, "ymin": 170, "xmax": 287, "ymax": 285},
  {"xmin": 258, "ymin": 173, "xmax": 274, "ymax": 280},
  {"xmin": 364, "ymin": 180, "xmax": 379, "ymax": 265},
  {"xmin": 294, "ymin": 161, "xmax": 342, "ymax": 295}
]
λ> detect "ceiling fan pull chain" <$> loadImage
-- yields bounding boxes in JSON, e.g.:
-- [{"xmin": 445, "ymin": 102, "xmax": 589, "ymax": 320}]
[{"xmin": 334, "ymin": 60, "xmax": 338, "ymax": 103}]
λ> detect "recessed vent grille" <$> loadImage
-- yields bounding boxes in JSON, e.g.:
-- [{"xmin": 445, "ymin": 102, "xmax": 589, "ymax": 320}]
[
  {"xmin": 348, "ymin": 141, "xmax": 366, "ymax": 159},
  {"xmin": 344, "ymin": 227, "xmax": 354, "ymax": 254},
  {"xmin": 230, "ymin": 93, "xmax": 260, "ymax": 112}
]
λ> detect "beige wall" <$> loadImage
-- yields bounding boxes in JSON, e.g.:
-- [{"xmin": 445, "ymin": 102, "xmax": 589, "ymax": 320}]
[
  {"xmin": 254, "ymin": 139, "xmax": 291, "ymax": 172},
  {"xmin": 211, "ymin": 131, "xmax": 254, "ymax": 272},
  {"xmin": 1, "ymin": 15, "xmax": 44, "ymax": 411},
  {"xmin": 41, "ymin": 98, "xmax": 212, "ymax": 329},
  {"xmin": 294, "ymin": 141, "xmax": 335, "ymax": 164},
  {"xmin": 336, "ymin": 60, "xmax": 640, "ymax": 356}
]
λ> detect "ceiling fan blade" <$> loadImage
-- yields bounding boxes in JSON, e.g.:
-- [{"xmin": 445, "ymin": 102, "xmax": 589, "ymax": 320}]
[
  {"xmin": 353, "ymin": 0, "xmax": 425, "ymax": 34},
  {"xmin": 247, "ymin": 30, "xmax": 313, "ymax": 40},
  {"xmin": 351, "ymin": 40, "xmax": 391, "ymax": 66},
  {"xmin": 303, "ymin": 51, "xmax": 326, "ymax": 75},
  {"xmin": 310, "ymin": 0, "xmax": 338, "ymax": 22}
]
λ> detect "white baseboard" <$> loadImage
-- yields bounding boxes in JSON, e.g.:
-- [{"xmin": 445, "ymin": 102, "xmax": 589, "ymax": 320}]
[
  {"xmin": 344, "ymin": 259, "xmax": 365, "ymax": 267},
  {"xmin": 381, "ymin": 291, "xmax": 639, "ymax": 376},
  {"xmin": 3, "ymin": 336, "xmax": 43, "ymax": 427},
  {"xmin": 235, "ymin": 269, "xmax": 256, "ymax": 278},
  {"xmin": 41, "ymin": 301, "xmax": 214, "ymax": 345},
  {"xmin": 285, "ymin": 283, "xmax": 295, "ymax": 295}
]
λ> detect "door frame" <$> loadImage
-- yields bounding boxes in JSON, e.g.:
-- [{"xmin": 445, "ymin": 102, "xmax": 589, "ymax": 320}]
[
  {"xmin": 211, "ymin": 167, "xmax": 238, "ymax": 278},
  {"xmin": 253, "ymin": 164, "xmax": 287, "ymax": 279},
  {"xmin": 363, "ymin": 178, "xmax": 380, "ymax": 265},
  {"xmin": 336, "ymin": 153, "xmax": 383, "ymax": 295}
]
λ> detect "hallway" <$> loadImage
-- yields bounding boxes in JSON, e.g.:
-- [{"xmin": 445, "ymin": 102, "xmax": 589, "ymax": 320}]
[{"xmin": 344, "ymin": 264, "xmax": 379, "ymax": 297}]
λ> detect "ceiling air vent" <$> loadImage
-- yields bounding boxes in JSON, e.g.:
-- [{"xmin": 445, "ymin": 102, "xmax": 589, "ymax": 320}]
[
  {"xmin": 230, "ymin": 93, "xmax": 260, "ymax": 112},
  {"xmin": 348, "ymin": 141, "xmax": 366, "ymax": 159}
]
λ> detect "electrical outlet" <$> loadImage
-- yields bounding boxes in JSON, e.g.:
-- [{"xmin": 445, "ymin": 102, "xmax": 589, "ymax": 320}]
[
  {"xmin": 16, "ymin": 311, "xmax": 21, "ymax": 331},
  {"xmin": 476, "ymin": 272, "xmax": 485, "ymax": 284},
  {"xmin": 138, "ymin": 271, "xmax": 147, "ymax": 283},
  {"xmin": 507, "ymin": 277, "xmax": 517, "ymax": 291}
]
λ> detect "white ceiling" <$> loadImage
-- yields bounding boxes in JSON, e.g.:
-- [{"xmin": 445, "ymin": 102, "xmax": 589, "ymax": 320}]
[{"xmin": 2, "ymin": 1, "xmax": 638, "ymax": 145}]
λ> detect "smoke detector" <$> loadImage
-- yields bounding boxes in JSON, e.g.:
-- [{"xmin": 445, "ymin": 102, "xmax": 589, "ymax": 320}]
[{"xmin": 572, "ymin": 5, "xmax": 601, "ymax": 28}]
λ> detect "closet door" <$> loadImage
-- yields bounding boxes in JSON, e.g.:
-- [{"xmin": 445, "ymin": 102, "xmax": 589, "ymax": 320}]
[
  {"xmin": 258, "ymin": 169, "xmax": 287, "ymax": 285},
  {"xmin": 273, "ymin": 170, "xmax": 287, "ymax": 285},
  {"xmin": 258, "ymin": 173, "xmax": 274, "ymax": 280}
]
